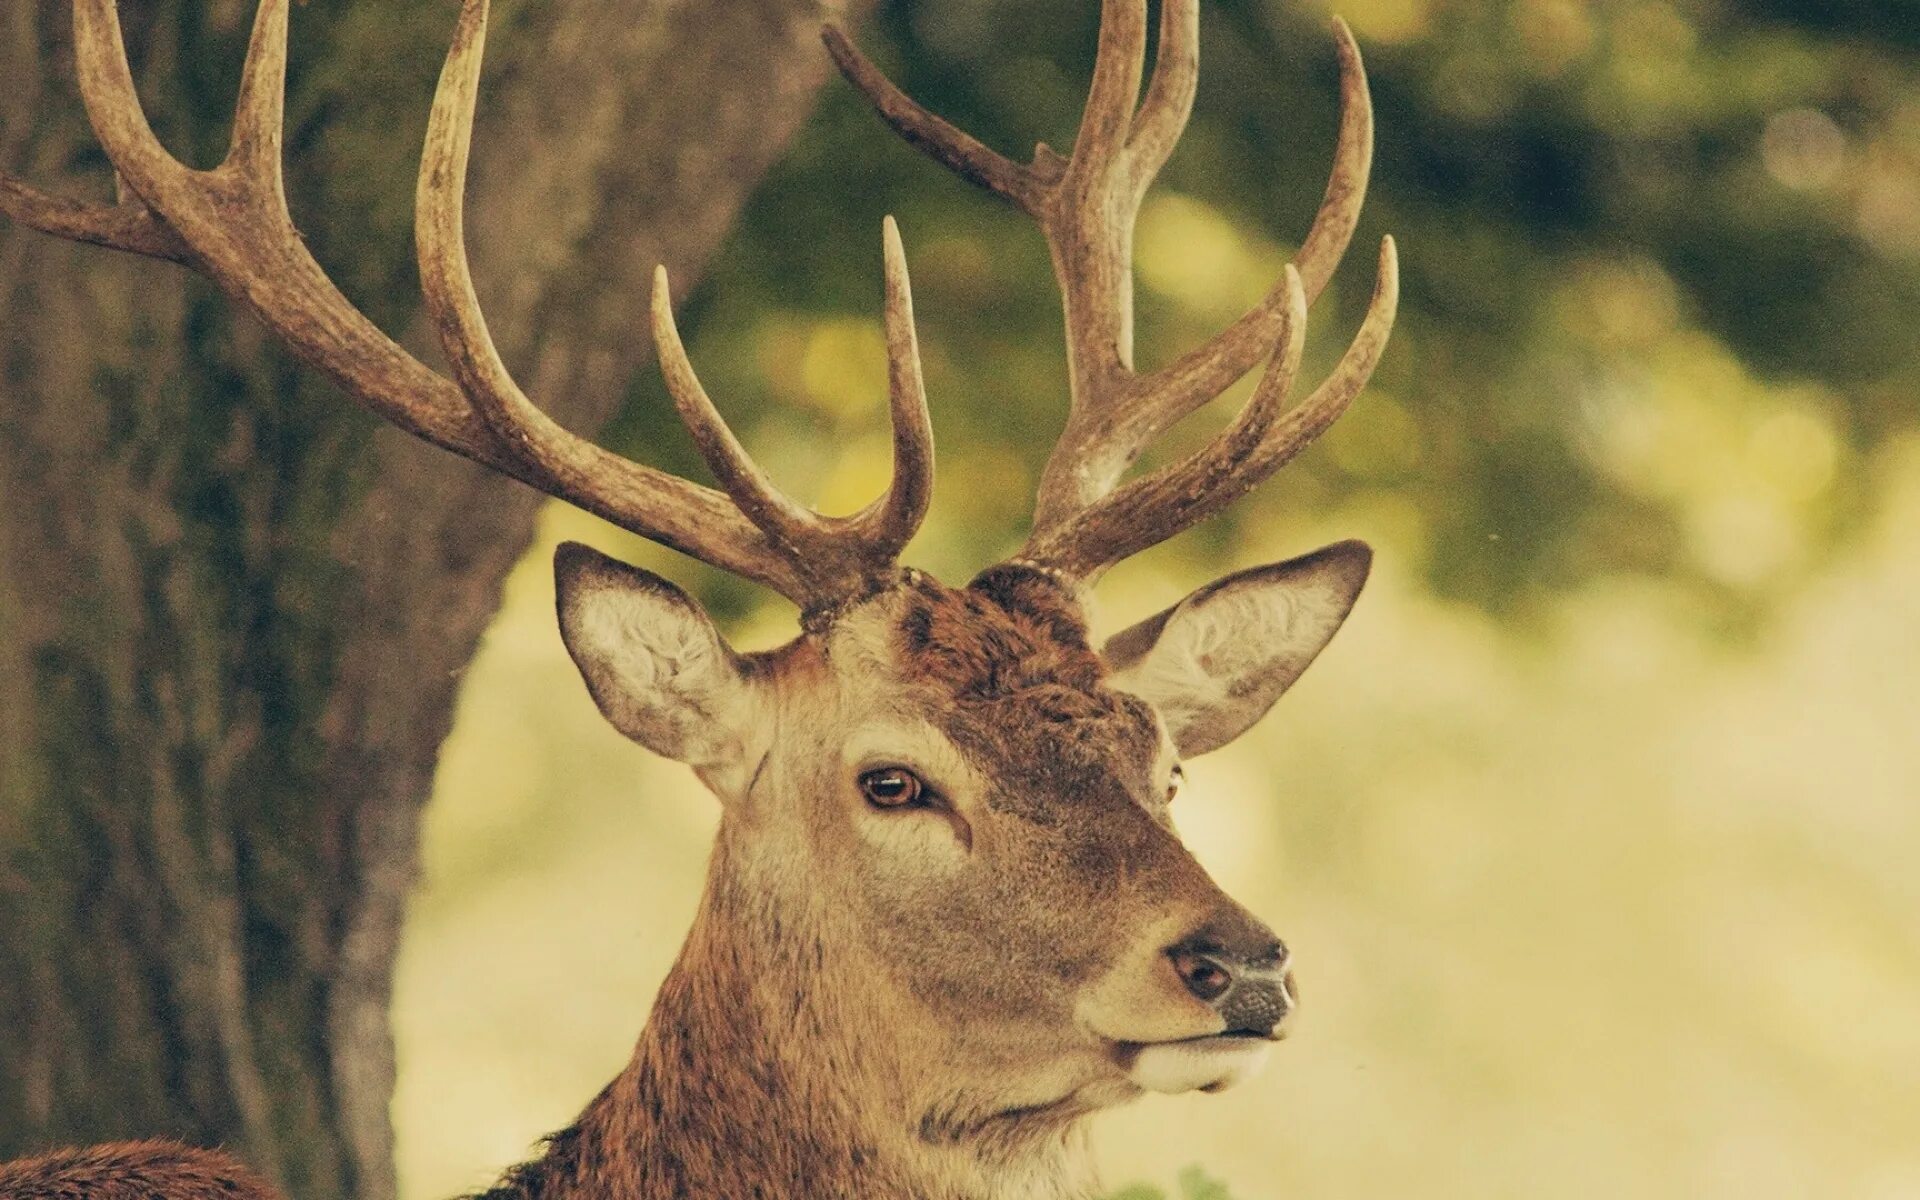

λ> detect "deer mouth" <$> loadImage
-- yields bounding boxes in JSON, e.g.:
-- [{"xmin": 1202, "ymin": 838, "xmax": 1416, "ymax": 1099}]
[{"xmin": 1114, "ymin": 1032, "xmax": 1278, "ymax": 1095}]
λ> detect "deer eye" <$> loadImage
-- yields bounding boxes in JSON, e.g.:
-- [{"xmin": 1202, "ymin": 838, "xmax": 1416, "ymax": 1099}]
[
  {"xmin": 1166, "ymin": 764, "xmax": 1185, "ymax": 803},
  {"xmin": 859, "ymin": 767, "xmax": 927, "ymax": 810}
]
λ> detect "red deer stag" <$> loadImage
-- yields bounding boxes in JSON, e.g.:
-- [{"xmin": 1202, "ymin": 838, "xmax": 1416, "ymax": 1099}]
[{"xmin": 0, "ymin": 0, "xmax": 1395, "ymax": 1196}]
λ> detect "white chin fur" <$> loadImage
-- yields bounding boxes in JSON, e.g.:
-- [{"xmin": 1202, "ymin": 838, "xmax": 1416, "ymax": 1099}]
[{"xmin": 1128, "ymin": 1037, "xmax": 1273, "ymax": 1094}]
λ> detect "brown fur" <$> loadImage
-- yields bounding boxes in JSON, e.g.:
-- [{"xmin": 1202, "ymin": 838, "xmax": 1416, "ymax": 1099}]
[
  {"xmin": 457, "ymin": 572, "xmax": 1201, "ymax": 1199},
  {"xmin": 0, "ymin": 1142, "xmax": 278, "ymax": 1200},
  {"xmin": 464, "ymin": 867, "xmax": 939, "ymax": 1200},
  {"xmin": 4, "ymin": 570, "xmax": 1273, "ymax": 1200},
  {"xmin": 900, "ymin": 566, "xmax": 1108, "ymax": 699}
]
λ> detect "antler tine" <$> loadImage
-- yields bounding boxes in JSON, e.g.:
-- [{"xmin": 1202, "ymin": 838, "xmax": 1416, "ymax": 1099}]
[
  {"xmin": 648, "ymin": 268, "xmax": 824, "ymax": 551},
  {"xmin": 70, "ymin": 0, "xmax": 184, "ymax": 196},
  {"xmin": 421, "ymin": 0, "xmax": 899, "ymax": 603},
  {"xmin": 5, "ymin": 0, "xmax": 849, "ymax": 602},
  {"xmin": 849, "ymin": 215, "xmax": 937, "ymax": 559},
  {"xmin": 1025, "ymin": 239, "xmax": 1398, "ymax": 579},
  {"xmin": 55, "ymin": 0, "xmax": 494, "ymax": 459},
  {"xmin": 0, "ymin": 175, "xmax": 190, "ymax": 262},
  {"xmin": 650, "ymin": 213, "xmax": 936, "ymax": 599},
  {"xmin": 417, "ymin": 0, "xmax": 666, "ymax": 516},
  {"xmin": 821, "ymin": 26, "xmax": 1045, "ymax": 214},
  {"xmin": 1294, "ymin": 19, "xmax": 1374, "ymax": 304},
  {"xmin": 1125, "ymin": 0, "xmax": 1200, "ymax": 197},
  {"xmin": 0, "ymin": 5, "xmax": 182, "ymax": 263},
  {"xmin": 224, "ymin": 0, "xmax": 289, "ymax": 199},
  {"xmin": 1067, "ymin": 0, "xmax": 1150, "ymax": 191},
  {"xmin": 831, "ymin": 2, "xmax": 1394, "ymax": 583},
  {"xmin": 4, "ymin": 0, "xmax": 280, "ymax": 261},
  {"xmin": 1123, "ymin": 20, "xmax": 1374, "ymax": 438},
  {"xmin": 1023, "ymin": 265, "xmax": 1308, "ymax": 573}
]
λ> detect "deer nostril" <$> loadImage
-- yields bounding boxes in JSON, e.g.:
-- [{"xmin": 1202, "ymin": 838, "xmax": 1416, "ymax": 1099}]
[
  {"xmin": 1253, "ymin": 939, "xmax": 1288, "ymax": 970},
  {"xmin": 1169, "ymin": 948, "xmax": 1234, "ymax": 1003}
]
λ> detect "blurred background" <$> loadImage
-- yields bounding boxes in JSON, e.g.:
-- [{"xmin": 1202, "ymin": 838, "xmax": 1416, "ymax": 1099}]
[{"xmin": 374, "ymin": 0, "xmax": 1920, "ymax": 1196}]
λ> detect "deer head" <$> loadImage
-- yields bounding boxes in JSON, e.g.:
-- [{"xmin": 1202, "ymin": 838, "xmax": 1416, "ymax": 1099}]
[{"xmin": 1, "ymin": 0, "xmax": 1394, "ymax": 1190}]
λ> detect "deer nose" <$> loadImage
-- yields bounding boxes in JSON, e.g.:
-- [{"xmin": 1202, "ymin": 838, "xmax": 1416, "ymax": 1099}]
[{"xmin": 1167, "ymin": 924, "xmax": 1294, "ymax": 1038}]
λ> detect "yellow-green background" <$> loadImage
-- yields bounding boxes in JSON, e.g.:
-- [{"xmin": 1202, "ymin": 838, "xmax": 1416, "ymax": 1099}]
[{"xmin": 390, "ymin": 0, "xmax": 1920, "ymax": 1195}]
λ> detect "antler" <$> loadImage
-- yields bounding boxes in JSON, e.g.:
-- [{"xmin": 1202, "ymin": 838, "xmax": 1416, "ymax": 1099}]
[
  {"xmin": 645, "ymin": 218, "xmax": 933, "ymax": 583},
  {"xmin": 0, "ymin": 0, "xmax": 932, "ymax": 614},
  {"xmin": 826, "ymin": 0, "xmax": 1398, "ymax": 582}
]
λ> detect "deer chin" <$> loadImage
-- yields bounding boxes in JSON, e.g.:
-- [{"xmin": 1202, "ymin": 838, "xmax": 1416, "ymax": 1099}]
[{"xmin": 1119, "ymin": 1034, "xmax": 1275, "ymax": 1095}]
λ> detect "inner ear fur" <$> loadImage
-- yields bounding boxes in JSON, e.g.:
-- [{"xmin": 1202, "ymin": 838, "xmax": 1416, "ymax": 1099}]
[
  {"xmin": 1103, "ymin": 540, "xmax": 1372, "ymax": 757},
  {"xmin": 554, "ymin": 541, "xmax": 760, "ymax": 770}
]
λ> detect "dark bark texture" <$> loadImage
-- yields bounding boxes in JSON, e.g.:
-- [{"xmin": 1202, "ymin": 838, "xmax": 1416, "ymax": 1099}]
[{"xmin": 0, "ymin": 2, "xmax": 869, "ymax": 1199}]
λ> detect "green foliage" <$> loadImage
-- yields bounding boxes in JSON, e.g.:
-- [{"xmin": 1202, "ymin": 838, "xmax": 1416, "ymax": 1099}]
[
  {"xmin": 1108, "ymin": 1166, "xmax": 1240, "ymax": 1200},
  {"xmin": 621, "ymin": 0, "xmax": 1920, "ymax": 630}
]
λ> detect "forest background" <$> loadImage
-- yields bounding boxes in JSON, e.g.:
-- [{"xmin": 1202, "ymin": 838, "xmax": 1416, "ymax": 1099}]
[{"xmin": 3, "ymin": 1, "xmax": 1917, "ymax": 1198}]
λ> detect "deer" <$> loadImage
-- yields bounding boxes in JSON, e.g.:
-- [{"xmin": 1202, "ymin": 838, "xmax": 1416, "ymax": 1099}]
[{"xmin": 0, "ymin": 0, "xmax": 1396, "ymax": 1197}]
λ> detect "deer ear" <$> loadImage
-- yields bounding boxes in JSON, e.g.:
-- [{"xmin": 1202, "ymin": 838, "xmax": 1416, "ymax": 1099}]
[
  {"xmin": 554, "ymin": 542, "xmax": 761, "ymax": 773},
  {"xmin": 1103, "ymin": 541, "xmax": 1371, "ymax": 757}
]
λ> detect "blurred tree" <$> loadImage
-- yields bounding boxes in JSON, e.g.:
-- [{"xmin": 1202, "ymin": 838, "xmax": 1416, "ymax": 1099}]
[
  {"xmin": 675, "ymin": 0, "xmax": 1919, "ymax": 625},
  {"xmin": 0, "ymin": 2, "xmax": 869, "ymax": 1198}
]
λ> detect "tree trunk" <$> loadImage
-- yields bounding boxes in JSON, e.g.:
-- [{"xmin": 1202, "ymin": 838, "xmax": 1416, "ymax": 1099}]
[{"xmin": 0, "ymin": 3, "xmax": 869, "ymax": 1198}]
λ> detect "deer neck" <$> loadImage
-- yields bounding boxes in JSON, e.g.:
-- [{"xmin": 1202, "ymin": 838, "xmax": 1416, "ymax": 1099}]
[{"xmin": 475, "ymin": 839, "xmax": 1100, "ymax": 1200}]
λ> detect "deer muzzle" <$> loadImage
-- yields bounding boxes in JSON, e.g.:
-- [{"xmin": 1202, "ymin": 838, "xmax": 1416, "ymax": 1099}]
[
  {"xmin": 1167, "ymin": 920, "xmax": 1294, "ymax": 1031},
  {"xmin": 1120, "ymin": 918, "xmax": 1297, "ymax": 1094}
]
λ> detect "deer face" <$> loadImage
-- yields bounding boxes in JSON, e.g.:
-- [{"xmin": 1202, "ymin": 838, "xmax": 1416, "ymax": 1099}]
[{"xmin": 556, "ymin": 539, "xmax": 1370, "ymax": 1124}]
